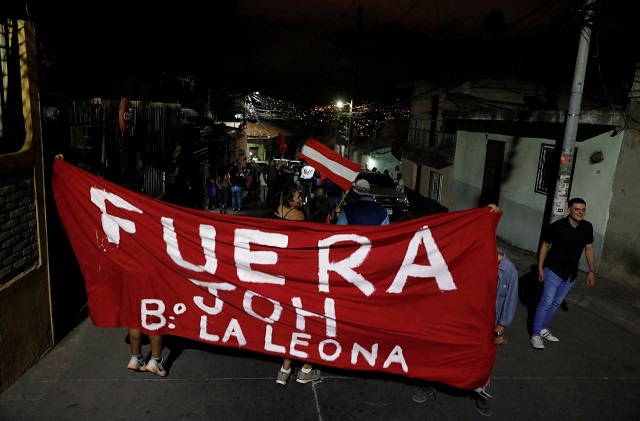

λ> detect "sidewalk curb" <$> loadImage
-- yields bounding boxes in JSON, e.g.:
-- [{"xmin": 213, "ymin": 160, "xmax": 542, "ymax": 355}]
[{"xmin": 566, "ymin": 292, "xmax": 640, "ymax": 337}]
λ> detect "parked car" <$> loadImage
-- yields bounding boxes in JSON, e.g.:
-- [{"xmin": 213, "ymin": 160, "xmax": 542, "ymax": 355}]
[{"xmin": 345, "ymin": 170, "xmax": 410, "ymax": 221}]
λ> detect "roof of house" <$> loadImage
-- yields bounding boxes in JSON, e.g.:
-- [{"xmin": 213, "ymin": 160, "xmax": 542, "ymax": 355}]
[{"xmin": 246, "ymin": 121, "xmax": 293, "ymax": 138}]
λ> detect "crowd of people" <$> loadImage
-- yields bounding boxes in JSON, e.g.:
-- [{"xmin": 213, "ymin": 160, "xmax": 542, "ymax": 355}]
[{"xmin": 194, "ymin": 159, "xmax": 406, "ymax": 217}]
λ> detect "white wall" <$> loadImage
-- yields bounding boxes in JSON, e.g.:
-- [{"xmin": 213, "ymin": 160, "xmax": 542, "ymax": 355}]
[
  {"xmin": 362, "ymin": 148, "xmax": 401, "ymax": 174},
  {"xmin": 451, "ymin": 130, "xmax": 622, "ymax": 265},
  {"xmin": 417, "ymin": 165, "xmax": 453, "ymax": 208},
  {"xmin": 402, "ymin": 160, "xmax": 418, "ymax": 190}
]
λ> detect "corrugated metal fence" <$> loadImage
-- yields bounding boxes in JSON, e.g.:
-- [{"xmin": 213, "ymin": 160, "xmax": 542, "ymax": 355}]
[{"xmin": 68, "ymin": 99, "xmax": 183, "ymax": 199}]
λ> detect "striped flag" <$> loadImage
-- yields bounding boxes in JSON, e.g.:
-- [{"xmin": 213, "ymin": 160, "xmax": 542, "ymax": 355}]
[{"xmin": 299, "ymin": 138, "xmax": 361, "ymax": 191}]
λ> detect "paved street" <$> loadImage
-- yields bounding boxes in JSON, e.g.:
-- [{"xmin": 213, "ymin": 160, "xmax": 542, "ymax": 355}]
[{"xmin": 2, "ymin": 197, "xmax": 639, "ymax": 420}]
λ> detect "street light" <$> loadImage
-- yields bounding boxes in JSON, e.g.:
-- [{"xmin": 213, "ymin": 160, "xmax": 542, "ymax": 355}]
[{"xmin": 337, "ymin": 100, "xmax": 353, "ymax": 158}]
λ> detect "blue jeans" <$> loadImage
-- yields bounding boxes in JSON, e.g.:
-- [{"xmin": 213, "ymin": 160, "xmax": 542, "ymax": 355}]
[
  {"xmin": 231, "ymin": 186, "xmax": 243, "ymax": 210},
  {"xmin": 532, "ymin": 267, "xmax": 575, "ymax": 336}
]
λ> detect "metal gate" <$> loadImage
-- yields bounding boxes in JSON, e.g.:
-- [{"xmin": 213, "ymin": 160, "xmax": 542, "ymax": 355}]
[{"xmin": 68, "ymin": 99, "xmax": 183, "ymax": 199}]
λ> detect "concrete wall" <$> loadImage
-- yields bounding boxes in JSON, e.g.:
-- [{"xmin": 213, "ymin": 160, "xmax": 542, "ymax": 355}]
[
  {"xmin": 362, "ymin": 148, "xmax": 401, "ymax": 174},
  {"xmin": 450, "ymin": 130, "xmax": 623, "ymax": 274},
  {"xmin": 400, "ymin": 160, "xmax": 417, "ymax": 191},
  {"xmin": 417, "ymin": 164, "xmax": 453, "ymax": 208},
  {"xmin": 0, "ymin": 21, "xmax": 53, "ymax": 392},
  {"xmin": 599, "ymin": 68, "xmax": 640, "ymax": 289}
]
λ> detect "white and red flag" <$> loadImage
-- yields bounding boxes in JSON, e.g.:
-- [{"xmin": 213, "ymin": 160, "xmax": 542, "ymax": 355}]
[{"xmin": 299, "ymin": 138, "xmax": 361, "ymax": 191}]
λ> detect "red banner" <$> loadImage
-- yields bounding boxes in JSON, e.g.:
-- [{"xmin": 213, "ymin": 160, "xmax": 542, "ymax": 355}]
[{"xmin": 52, "ymin": 160, "xmax": 500, "ymax": 389}]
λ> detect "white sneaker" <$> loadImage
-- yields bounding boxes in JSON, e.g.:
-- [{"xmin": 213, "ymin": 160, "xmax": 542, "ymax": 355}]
[
  {"xmin": 126, "ymin": 354, "xmax": 146, "ymax": 371},
  {"xmin": 540, "ymin": 328, "xmax": 560, "ymax": 342},
  {"xmin": 145, "ymin": 358, "xmax": 167, "ymax": 377},
  {"xmin": 530, "ymin": 335, "xmax": 545, "ymax": 350},
  {"xmin": 276, "ymin": 369, "xmax": 291, "ymax": 385},
  {"xmin": 296, "ymin": 368, "xmax": 321, "ymax": 384}
]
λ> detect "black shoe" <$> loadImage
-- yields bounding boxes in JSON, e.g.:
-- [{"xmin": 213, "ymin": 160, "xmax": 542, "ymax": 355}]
[
  {"xmin": 412, "ymin": 385, "xmax": 435, "ymax": 403},
  {"xmin": 474, "ymin": 393, "xmax": 492, "ymax": 417}
]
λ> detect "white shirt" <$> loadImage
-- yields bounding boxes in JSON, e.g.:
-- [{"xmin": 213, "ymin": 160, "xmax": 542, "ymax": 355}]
[{"xmin": 300, "ymin": 165, "xmax": 315, "ymax": 180}]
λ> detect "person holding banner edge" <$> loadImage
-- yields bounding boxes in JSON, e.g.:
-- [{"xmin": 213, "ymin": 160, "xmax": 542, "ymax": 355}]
[
  {"xmin": 126, "ymin": 328, "xmax": 166, "ymax": 377},
  {"xmin": 54, "ymin": 154, "xmax": 167, "ymax": 377},
  {"xmin": 412, "ymin": 204, "xmax": 517, "ymax": 417}
]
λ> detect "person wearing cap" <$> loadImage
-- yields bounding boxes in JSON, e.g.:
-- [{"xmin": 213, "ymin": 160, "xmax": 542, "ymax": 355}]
[{"xmin": 336, "ymin": 179, "xmax": 389, "ymax": 226}]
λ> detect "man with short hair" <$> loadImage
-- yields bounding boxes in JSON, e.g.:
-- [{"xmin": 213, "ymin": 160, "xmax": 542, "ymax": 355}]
[
  {"xmin": 530, "ymin": 197, "xmax": 596, "ymax": 350},
  {"xmin": 336, "ymin": 179, "xmax": 389, "ymax": 226}
]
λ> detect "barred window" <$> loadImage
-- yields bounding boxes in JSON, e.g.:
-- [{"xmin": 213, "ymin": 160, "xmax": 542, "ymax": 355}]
[
  {"xmin": 535, "ymin": 144, "xmax": 577, "ymax": 195},
  {"xmin": 428, "ymin": 171, "xmax": 443, "ymax": 202},
  {"xmin": 535, "ymin": 145, "xmax": 556, "ymax": 194}
]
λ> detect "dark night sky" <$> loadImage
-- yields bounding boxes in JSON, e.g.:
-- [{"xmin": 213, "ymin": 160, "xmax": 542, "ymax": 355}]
[
  {"xmin": 5, "ymin": 0, "xmax": 639, "ymax": 107},
  {"xmin": 228, "ymin": 0, "xmax": 588, "ymax": 104}
]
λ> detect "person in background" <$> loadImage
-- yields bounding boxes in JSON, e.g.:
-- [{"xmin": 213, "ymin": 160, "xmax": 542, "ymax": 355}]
[
  {"xmin": 259, "ymin": 167, "xmax": 268, "ymax": 203},
  {"xmin": 530, "ymin": 197, "xmax": 596, "ymax": 350},
  {"xmin": 390, "ymin": 165, "xmax": 400, "ymax": 182},
  {"xmin": 336, "ymin": 179, "xmax": 389, "ymax": 226},
  {"xmin": 215, "ymin": 167, "xmax": 230, "ymax": 214},
  {"xmin": 278, "ymin": 164, "xmax": 297, "ymax": 193},
  {"xmin": 275, "ymin": 194, "xmax": 334, "ymax": 386},
  {"xmin": 293, "ymin": 166, "xmax": 300, "ymax": 187},
  {"xmin": 320, "ymin": 176, "xmax": 342, "ymax": 206},
  {"xmin": 273, "ymin": 186, "xmax": 305, "ymax": 221},
  {"xmin": 250, "ymin": 164, "xmax": 260, "ymax": 201},
  {"xmin": 244, "ymin": 167, "xmax": 254, "ymax": 202},
  {"xmin": 396, "ymin": 172, "xmax": 405, "ymax": 193},
  {"xmin": 230, "ymin": 166, "xmax": 245, "ymax": 211},
  {"xmin": 307, "ymin": 195, "xmax": 336, "ymax": 224},
  {"xmin": 206, "ymin": 176, "xmax": 217, "ymax": 210},
  {"xmin": 265, "ymin": 158, "xmax": 278, "ymax": 205},
  {"xmin": 299, "ymin": 163, "xmax": 316, "ymax": 205},
  {"xmin": 312, "ymin": 185, "xmax": 326, "ymax": 198}
]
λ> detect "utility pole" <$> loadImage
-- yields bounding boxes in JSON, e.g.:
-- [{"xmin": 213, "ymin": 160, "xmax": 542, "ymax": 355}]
[
  {"xmin": 550, "ymin": 0, "xmax": 596, "ymax": 223},
  {"xmin": 347, "ymin": 99, "xmax": 353, "ymax": 158}
]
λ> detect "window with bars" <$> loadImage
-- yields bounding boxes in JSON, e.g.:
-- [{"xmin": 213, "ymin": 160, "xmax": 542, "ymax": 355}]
[
  {"xmin": 535, "ymin": 144, "xmax": 577, "ymax": 195},
  {"xmin": 428, "ymin": 171, "xmax": 443, "ymax": 202},
  {"xmin": 535, "ymin": 144, "xmax": 556, "ymax": 194}
]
